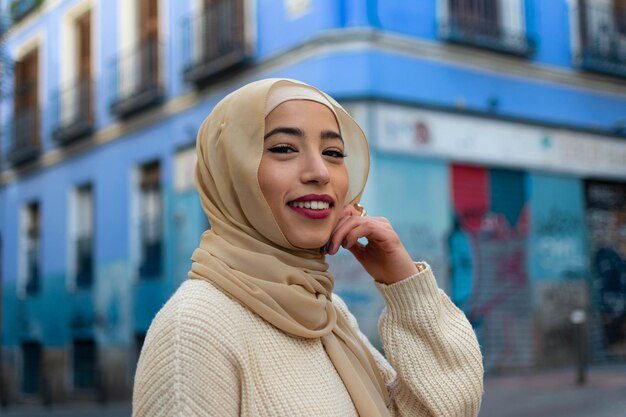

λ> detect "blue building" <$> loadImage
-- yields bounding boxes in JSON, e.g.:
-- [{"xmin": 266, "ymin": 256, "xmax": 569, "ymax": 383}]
[{"xmin": 0, "ymin": 0, "xmax": 625, "ymax": 405}]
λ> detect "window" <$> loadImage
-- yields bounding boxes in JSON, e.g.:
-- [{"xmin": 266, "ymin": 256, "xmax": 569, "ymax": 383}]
[
  {"xmin": 70, "ymin": 184, "xmax": 94, "ymax": 290},
  {"xmin": 183, "ymin": 0, "xmax": 248, "ymax": 85},
  {"xmin": 53, "ymin": 8, "xmax": 93, "ymax": 144},
  {"xmin": 575, "ymin": 0, "xmax": 626, "ymax": 77},
  {"xmin": 139, "ymin": 0, "xmax": 159, "ymax": 89},
  {"xmin": 110, "ymin": 0, "xmax": 162, "ymax": 117},
  {"xmin": 138, "ymin": 161, "xmax": 163, "ymax": 278},
  {"xmin": 439, "ymin": 0, "xmax": 534, "ymax": 56},
  {"xmin": 21, "ymin": 341, "xmax": 42, "ymax": 395},
  {"xmin": 21, "ymin": 201, "xmax": 41, "ymax": 296},
  {"xmin": 72, "ymin": 339, "xmax": 97, "ymax": 390},
  {"xmin": 10, "ymin": 46, "xmax": 40, "ymax": 166},
  {"xmin": 450, "ymin": 0, "xmax": 500, "ymax": 38}
]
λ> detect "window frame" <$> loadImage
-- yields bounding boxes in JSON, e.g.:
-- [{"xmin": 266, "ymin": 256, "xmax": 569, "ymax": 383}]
[
  {"xmin": 133, "ymin": 159, "xmax": 164, "ymax": 280},
  {"xmin": 18, "ymin": 200, "xmax": 41, "ymax": 298},
  {"xmin": 437, "ymin": 0, "xmax": 532, "ymax": 56},
  {"xmin": 67, "ymin": 182, "xmax": 95, "ymax": 292}
]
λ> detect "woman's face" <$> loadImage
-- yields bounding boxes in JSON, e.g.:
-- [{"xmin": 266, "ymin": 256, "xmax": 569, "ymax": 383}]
[{"xmin": 259, "ymin": 99, "xmax": 349, "ymax": 249}]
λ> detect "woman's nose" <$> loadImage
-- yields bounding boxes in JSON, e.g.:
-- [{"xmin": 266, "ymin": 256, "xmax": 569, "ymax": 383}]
[{"xmin": 301, "ymin": 152, "xmax": 330, "ymax": 185}]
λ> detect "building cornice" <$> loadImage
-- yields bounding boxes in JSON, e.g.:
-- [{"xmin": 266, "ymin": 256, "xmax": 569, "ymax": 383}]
[{"xmin": 2, "ymin": 28, "xmax": 626, "ymax": 185}]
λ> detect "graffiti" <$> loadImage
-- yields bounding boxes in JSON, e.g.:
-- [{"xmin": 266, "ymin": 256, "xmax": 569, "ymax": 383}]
[
  {"xmin": 535, "ymin": 208, "xmax": 586, "ymax": 278},
  {"xmin": 594, "ymin": 247, "xmax": 626, "ymax": 353},
  {"xmin": 586, "ymin": 180, "xmax": 626, "ymax": 359},
  {"xmin": 535, "ymin": 208, "xmax": 582, "ymax": 235},
  {"xmin": 449, "ymin": 166, "xmax": 532, "ymax": 371},
  {"xmin": 536, "ymin": 281, "xmax": 588, "ymax": 366}
]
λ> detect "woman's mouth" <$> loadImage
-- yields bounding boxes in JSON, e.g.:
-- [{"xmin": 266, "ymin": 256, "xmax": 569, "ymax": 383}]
[{"xmin": 287, "ymin": 195, "xmax": 333, "ymax": 219}]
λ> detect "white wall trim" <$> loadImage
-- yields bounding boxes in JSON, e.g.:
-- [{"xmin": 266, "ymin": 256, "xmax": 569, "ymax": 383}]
[
  {"xmin": 66, "ymin": 187, "xmax": 76, "ymax": 293},
  {"xmin": 244, "ymin": 0, "xmax": 258, "ymax": 56},
  {"xmin": 17, "ymin": 204, "xmax": 28, "ymax": 299},
  {"xmin": 129, "ymin": 165, "xmax": 140, "ymax": 282},
  {"xmin": 372, "ymin": 102, "xmax": 626, "ymax": 180},
  {"xmin": 569, "ymin": 0, "xmax": 582, "ymax": 66}
]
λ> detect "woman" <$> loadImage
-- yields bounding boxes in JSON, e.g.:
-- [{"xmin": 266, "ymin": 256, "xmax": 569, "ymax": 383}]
[{"xmin": 132, "ymin": 79, "xmax": 483, "ymax": 416}]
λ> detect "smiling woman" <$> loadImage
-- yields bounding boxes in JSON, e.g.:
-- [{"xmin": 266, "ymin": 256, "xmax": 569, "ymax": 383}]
[
  {"xmin": 132, "ymin": 78, "xmax": 484, "ymax": 417},
  {"xmin": 259, "ymin": 98, "xmax": 349, "ymax": 249}
]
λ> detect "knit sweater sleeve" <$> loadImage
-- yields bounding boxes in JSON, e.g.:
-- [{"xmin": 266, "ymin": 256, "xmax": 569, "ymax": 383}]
[
  {"xmin": 334, "ymin": 264, "xmax": 484, "ymax": 417},
  {"xmin": 132, "ymin": 282, "xmax": 242, "ymax": 417}
]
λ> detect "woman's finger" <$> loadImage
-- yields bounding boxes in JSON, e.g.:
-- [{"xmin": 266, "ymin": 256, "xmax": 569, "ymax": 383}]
[
  {"xmin": 341, "ymin": 222, "xmax": 374, "ymax": 251},
  {"xmin": 327, "ymin": 215, "xmax": 365, "ymax": 255},
  {"xmin": 325, "ymin": 208, "xmax": 357, "ymax": 250},
  {"xmin": 328, "ymin": 216, "xmax": 388, "ymax": 255}
]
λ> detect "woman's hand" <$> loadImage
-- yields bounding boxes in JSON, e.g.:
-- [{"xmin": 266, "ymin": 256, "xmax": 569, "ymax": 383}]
[{"xmin": 324, "ymin": 205, "xmax": 418, "ymax": 284}]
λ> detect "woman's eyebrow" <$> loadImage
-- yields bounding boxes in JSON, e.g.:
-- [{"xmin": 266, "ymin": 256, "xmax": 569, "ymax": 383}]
[
  {"xmin": 264, "ymin": 126, "xmax": 343, "ymax": 143},
  {"xmin": 264, "ymin": 126, "xmax": 304, "ymax": 140},
  {"xmin": 320, "ymin": 130, "xmax": 343, "ymax": 143}
]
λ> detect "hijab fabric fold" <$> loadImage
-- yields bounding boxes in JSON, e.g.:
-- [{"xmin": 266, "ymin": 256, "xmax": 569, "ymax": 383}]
[{"xmin": 188, "ymin": 78, "xmax": 391, "ymax": 417}]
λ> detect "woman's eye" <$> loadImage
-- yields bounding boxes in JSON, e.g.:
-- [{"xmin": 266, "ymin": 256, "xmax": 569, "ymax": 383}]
[
  {"xmin": 268, "ymin": 145, "xmax": 297, "ymax": 154},
  {"xmin": 323, "ymin": 149, "xmax": 347, "ymax": 159}
]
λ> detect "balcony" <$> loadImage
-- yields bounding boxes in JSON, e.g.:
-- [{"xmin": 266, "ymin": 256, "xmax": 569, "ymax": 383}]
[
  {"xmin": 439, "ymin": 0, "xmax": 535, "ymax": 57},
  {"xmin": 52, "ymin": 77, "xmax": 94, "ymax": 146},
  {"xmin": 576, "ymin": 1, "xmax": 626, "ymax": 78},
  {"xmin": 10, "ymin": 0, "xmax": 44, "ymax": 24},
  {"xmin": 4, "ymin": 106, "xmax": 41, "ymax": 167},
  {"xmin": 182, "ymin": 0, "xmax": 248, "ymax": 86},
  {"xmin": 109, "ymin": 40, "xmax": 163, "ymax": 118}
]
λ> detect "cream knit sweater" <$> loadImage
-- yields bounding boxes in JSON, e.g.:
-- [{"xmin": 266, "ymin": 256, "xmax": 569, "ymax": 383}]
[{"xmin": 132, "ymin": 266, "xmax": 483, "ymax": 416}]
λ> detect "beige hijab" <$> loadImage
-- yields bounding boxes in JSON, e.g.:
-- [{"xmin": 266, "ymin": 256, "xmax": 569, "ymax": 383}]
[{"xmin": 189, "ymin": 78, "xmax": 391, "ymax": 416}]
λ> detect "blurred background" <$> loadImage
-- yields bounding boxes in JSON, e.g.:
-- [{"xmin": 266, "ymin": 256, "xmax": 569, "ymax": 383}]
[{"xmin": 0, "ymin": 0, "xmax": 625, "ymax": 415}]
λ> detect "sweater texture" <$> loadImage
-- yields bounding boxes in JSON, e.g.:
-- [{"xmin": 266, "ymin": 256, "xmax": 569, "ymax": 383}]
[{"xmin": 132, "ymin": 266, "xmax": 484, "ymax": 416}]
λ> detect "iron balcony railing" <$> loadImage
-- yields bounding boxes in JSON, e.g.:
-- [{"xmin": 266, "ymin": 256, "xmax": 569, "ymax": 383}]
[
  {"xmin": 109, "ymin": 39, "xmax": 163, "ymax": 118},
  {"xmin": 182, "ymin": 0, "xmax": 248, "ymax": 85},
  {"xmin": 576, "ymin": 1, "xmax": 626, "ymax": 77},
  {"xmin": 439, "ymin": 0, "xmax": 536, "ymax": 56},
  {"xmin": 5, "ymin": 104, "xmax": 41, "ymax": 167},
  {"xmin": 51, "ymin": 77, "xmax": 94, "ymax": 145}
]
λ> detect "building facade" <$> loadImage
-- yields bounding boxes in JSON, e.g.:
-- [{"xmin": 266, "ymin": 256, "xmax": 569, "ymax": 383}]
[{"xmin": 0, "ymin": 0, "xmax": 625, "ymax": 405}]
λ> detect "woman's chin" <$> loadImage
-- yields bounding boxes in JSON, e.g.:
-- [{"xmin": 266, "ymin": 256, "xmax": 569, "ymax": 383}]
[{"xmin": 287, "ymin": 235, "xmax": 330, "ymax": 251}]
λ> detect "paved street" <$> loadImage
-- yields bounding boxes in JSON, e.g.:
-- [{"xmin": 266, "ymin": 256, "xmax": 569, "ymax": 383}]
[
  {"xmin": 480, "ymin": 363, "xmax": 626, "ymax": 417},
  {"xmin": 0, "ymin": 402, "xmax": 131, "ymax": 416},
  {"xmin": 1, "ymin": 364, "xmax": 624, "ymax": 416}
]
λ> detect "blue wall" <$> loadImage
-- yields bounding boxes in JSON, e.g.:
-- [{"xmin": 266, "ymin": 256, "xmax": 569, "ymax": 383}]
[{"xmin": 1, "ymin": 0, "xmax": 625, "ymax": 358}]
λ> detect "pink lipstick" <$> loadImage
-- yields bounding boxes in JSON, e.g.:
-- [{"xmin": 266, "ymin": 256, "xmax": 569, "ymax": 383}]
[{"xmin": 287, "ymin": 194, "xmax": 334, "ymax": 220}]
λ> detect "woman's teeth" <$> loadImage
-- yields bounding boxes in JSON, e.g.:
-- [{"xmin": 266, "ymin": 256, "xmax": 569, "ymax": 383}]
[{"xmin": 288, "ymin": 201, "xmax": 331, "ymax": 210}]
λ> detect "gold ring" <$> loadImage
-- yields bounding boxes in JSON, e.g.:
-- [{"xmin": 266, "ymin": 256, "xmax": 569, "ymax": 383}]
[{"xmin": 354, "ymin": 203, "xmax": 367, "ymax": 217}]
